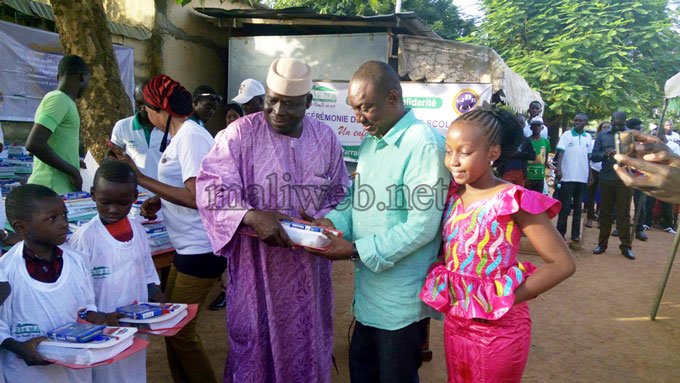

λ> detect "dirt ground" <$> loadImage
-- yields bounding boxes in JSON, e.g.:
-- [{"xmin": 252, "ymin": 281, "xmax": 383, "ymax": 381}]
[{"xmin": 147, "ymin": 217, "xmax": 680, "ymax": 383}]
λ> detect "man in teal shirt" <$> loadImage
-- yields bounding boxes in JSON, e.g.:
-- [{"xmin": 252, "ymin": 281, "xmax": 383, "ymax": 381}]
[
  {"xmin": 26, "ymin": 55, "xmax": 89, "ymax": 194},
  {"xmin": 309, "ymin": 61, "xmax": 449, "ymax": 382}
]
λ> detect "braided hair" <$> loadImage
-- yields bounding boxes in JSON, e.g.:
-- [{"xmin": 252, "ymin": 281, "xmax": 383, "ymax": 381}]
[{"xmin": 454, "ymin": 102, "xmax": 523, "ymax": 163}]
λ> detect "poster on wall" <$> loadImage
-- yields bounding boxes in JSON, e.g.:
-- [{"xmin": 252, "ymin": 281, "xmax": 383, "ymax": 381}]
[
  {"xmin": 0, "ymin": 20, "xmax": 134, "ymax": 122},
  {"xmin": 307, "ymin": 81, "xmax": 493, "ymax": 161}
]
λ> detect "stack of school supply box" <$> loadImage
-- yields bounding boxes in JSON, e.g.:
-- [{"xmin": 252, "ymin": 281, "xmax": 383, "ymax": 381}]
[
  {"xmin": 143, "ymin": 222, "xmax": 172, "ymax": 253},
  {"xmin": 279, "ymin": 219, "xmax": 342, "ymax": 249},
  {"xmin": 5, "ymin": 144, "xmax": 29, "ymax": 157},
  {"xmin": 0, "ymin": 164, "xmax": 15, "ymax": 179},
  {"xmin": 61, "ymin": 192, "xmax": 98, "ymax": 223},
  {"xmin": 37, "ymin": 323, "xmax": 139, "ymax": 366},
  {"xmin": 117, "ymin": 303, "xmax": 189, "ymax": 335}
]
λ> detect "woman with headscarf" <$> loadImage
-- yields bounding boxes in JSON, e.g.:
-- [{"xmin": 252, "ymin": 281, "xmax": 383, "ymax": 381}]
[{"xmin": 110, "ymin": 74, "xmax": 224, "ymax": 383}]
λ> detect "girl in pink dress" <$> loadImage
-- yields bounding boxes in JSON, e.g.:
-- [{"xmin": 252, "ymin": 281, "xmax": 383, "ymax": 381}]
[{"xmin": 420, "ymin": 105, "xmax": 576, "ymax": 383}]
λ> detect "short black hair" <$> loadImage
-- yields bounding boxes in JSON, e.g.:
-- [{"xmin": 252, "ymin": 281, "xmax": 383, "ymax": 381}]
[
  {"xmin": 58, "ymin": 55, "xmax": 88, "ymax": 78},
  {"xmin": 455, "ymin": 103, "xmax": 523, "ymax": 162},
  {"xmin": 529, "ymin": 100, "xmax": 542, "ymax": 109},
  {"xmin": 627, "ymin": 118, "xmax": 642, "ymax": 128},
  {"xmin": 6, "ymin": 184, "xmax": 61, "ymax": 227},
  {"xmin": 575, "ymin": 113, "xmax": 589, "ymax": 121},
  {"xmin": 134, "ymin": 80, "xmax": 149, "ymax": 104},
  {"xmin": 193, "ymin": 85, "xmax": 217, "ymax": 99},
  {"xmin": 93, "ymin": 160, "xmax": 137, "ymax": 190},
  {"xmin": 612, "ymin": 111, "xmax": 627, "ymax": 119},
  {"xmin": 225, "ymin": 103, "xmax": 244, "ymax": 117},
  {"xmin": 351, "ymin": 61, "xmax": 402, "ymax": 98}
]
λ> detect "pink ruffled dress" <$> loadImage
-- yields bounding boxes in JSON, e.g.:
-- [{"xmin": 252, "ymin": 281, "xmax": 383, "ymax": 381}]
[{"xmin": 420, "ymin": 184, "xmax": 560, "ymax": 383}]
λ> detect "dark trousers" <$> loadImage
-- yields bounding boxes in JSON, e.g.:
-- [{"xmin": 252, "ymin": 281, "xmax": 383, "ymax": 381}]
[
  {"xmin": 598, "ymin": 179, "xmax": 633, "ymax": 250},
  {"xmin": 633, "ymin": 189, "xmax": 646, "ymax": 232},
  {"xmin": 586, "ymin": 170, "xmax": 600, "ymax": 220},
  {"xmin": 349, "ymin": 318, "xmax": 429, "ymax": 383},
  {"xmin": 557, "ymin": 182, "xmax": 586, "ymax": 240},
  {"xmin": 526, "ymin": 179, "xmax": 544, "ymax": 193},
  {"xmin": 645, "ymin": 195, "xmax": 673, "ymax": 228}
]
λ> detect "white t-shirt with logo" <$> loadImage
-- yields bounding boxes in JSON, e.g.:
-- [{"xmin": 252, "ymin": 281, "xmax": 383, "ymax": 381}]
[
  {"xmin": 110, "ymin": 114, "xmax": 167, "ymax": 182},
  {"xmin": 69, "ymin": 215, "xmax": 158, "ymax": 383},
  {"xmin": 157, "ymin": 120, "xmax": 215, "ymax": 255},
  {"xmin": 0, "ymin": 242, "xmax": 96, "ymax": 383},
  {"xmin": 556, "ymin": 129, "xmax": 593, "ymax": 183}
]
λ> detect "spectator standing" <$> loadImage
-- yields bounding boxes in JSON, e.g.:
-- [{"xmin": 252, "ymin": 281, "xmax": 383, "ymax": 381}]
[{"xmin": 554, "ymin": 114, "xmax": 592, "ymax": 242}]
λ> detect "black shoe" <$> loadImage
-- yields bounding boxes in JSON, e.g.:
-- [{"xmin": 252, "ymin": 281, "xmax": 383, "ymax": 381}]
[
  {"xmin": 571, "ymin": 237, "xmax": 580, "ymax": 243},
  {"xmin": 636, "ymin": 231, "xmax": 648, "ymax": 241},
  {"xmin": 612, "ymin": 229, "xmax": 619, "ymax": 237},
  {"xmin": 593, "ymin": 245, "xmax": 607, "ymax": 254},
  {"xmin": 209, "ymin": 291, "xmax": 226, "ymax": 310},
  {"xmin": 622, "ymin": 249, "xmax": 635, "ymax": 260}
]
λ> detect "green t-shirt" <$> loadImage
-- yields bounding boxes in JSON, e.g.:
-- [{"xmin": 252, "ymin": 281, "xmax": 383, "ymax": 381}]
[
  {"xmin": 27, "ymin": 90, "xmax": 80, "ymax": 194},
  {"xmin": 527, "ymin": 137, "xmax": 551, "ymax": 181}
]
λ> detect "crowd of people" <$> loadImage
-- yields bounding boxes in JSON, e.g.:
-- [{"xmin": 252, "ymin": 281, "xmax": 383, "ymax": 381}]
[{"xmin": 0, "ymin": 52, "xmax": 676, "ymax": 383}]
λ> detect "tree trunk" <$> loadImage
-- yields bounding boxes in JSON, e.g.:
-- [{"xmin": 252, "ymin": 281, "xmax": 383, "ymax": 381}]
[{"xmin": 51, "ymin": 0, "xmax": 132, "ymax": 163}]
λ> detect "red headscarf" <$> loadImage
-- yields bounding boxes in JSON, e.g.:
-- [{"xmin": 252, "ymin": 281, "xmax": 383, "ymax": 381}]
[{"xmin": 143, "ymin": 74, "xmax": 193, "ymax": 118}]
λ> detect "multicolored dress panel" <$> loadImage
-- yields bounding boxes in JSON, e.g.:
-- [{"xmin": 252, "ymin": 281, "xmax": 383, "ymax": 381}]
[{"xmin": 420, "ymin": 184, "xmax": 560, "ymax": 383}]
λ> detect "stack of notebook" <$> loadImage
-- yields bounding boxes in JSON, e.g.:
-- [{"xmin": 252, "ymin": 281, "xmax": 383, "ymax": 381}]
[{"xmin": 37, "ymin": 324, "xmax": 138, "ymax": 366}]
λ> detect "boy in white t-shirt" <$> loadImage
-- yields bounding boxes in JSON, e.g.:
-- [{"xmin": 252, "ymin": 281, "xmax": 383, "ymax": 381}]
[
  {"xmin": 555, "ymin": 113, "xmax": 593, "ymax": 242},
  {"xmin": 0, "ymin": 184, "xmax": 111, "ymax": 383},
  {"xmin": 70, "ymin": 161, "xmax": 166, "ymax": 383}
]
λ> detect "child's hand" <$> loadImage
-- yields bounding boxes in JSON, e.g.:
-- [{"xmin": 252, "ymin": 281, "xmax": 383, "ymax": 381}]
[
  {"xmin": 151, "ymin": 291, "xmax": 169, "ymax": 304},
  {"xmin": 141, "ymin": 196, "xmax": 162, "ymax": 221},
  {"xmin": 3, "ymin": 337, "xmax": 51, "ymax": 366},
  {"xmin": 300, "ymin": 209, "xmax": 336, "ymax": 229},
  {"xmin": 104, "ymin": 312, "xmax": 126, "ymax": 326},
  {"xmin": 86, "ymin": 311, "xmax": 124, "ymax": 326}
]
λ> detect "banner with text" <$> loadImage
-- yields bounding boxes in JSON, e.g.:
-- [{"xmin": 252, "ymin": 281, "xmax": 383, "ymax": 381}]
[
  {"xmin": 308, "ymin": 82, "xmax": 492, "ymax": 161},
  {"xmin": 0, "ymin": 21, "xmax": 134, "ymax": 122}
]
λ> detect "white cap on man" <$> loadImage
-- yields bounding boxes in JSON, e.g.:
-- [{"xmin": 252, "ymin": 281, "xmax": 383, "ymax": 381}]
[
  {"xmin": 529, "ymin": 116, "xmax": 544, "ymax": 125},
  {"xmin": 232, "ymin": 78, "xmax": 265, "ymax": 104},
  {"xmin": 266, "ymin": 58, "xmax": 312, "ymax": 96}
]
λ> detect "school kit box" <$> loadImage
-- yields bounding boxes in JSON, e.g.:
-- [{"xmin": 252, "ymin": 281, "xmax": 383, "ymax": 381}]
[
  {"xmin": 37, "ymin": 326, "xmax": 144, "ymax": 367},
  {"xmin": 118, "ymin": 303, "xmax": 193, "ymax": 336},
  {"xmin": 240, "ymin": 218, "xmax": 343, "ymax": 250}
]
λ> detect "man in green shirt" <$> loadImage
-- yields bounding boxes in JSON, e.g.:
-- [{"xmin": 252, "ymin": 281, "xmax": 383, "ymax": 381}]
[
  {"xmin": 308, "ymin": 61, "xmax": 449, "ymax": 382},
  {"xmin": 526, "ymin": 116, "xmax": 551, "ymax": 193},
  {"xmin": 26, "ymin": 55, "xmax": 89, "ymax": 194}
]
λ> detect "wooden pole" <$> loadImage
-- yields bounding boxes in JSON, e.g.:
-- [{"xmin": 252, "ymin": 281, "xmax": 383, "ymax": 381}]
[
  {"xmin": 650, "ymin": 98, "xmax": 678, "ymax": 320},
  {"xmin": 651, "ymin": 218, "xmax": 680, "ymax": 320}
]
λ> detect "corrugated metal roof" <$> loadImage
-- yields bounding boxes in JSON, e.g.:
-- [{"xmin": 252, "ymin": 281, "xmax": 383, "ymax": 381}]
[
  {"xmin": 2, "ymin": 0, "xmax": 151, "ymax": 40},
  {"xmin": 194, "ymin": 6, "xmax": 440, "ymax": 39}
]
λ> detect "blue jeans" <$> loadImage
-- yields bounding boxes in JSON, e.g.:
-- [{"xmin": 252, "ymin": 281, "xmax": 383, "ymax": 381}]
[{"xmin": 349, "ymin": 318, "xmax": 429, "ymax": 383}]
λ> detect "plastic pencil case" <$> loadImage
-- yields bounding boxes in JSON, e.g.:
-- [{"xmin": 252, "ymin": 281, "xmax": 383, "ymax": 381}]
[
  {"xmin": 116, "ymin": 303, "xmax": 164, "ymax": 320},
  {"xmin": 47, "ymin": 323, "xmax": 106, "ymax": 343}
]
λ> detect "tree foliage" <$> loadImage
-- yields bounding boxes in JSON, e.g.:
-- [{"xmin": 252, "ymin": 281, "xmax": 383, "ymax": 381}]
[
  {"xmin": 467, "ymin": 0, "xmax": 680, "ymax": 123},
  {"xmin": 266, "ymin": 0, "xmax": 474, "ymax": 39}
]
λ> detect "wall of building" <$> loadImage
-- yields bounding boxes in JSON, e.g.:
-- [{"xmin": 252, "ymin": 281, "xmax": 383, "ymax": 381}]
[{"xmin": 156, "ymin": 0, "xmax": 255, "ymax": 135}]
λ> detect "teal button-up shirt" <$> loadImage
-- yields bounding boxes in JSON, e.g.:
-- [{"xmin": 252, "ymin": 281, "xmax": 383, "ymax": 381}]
[{"xmin": 326, "ymin": 109, "xmax": 450, "ymax": 330}]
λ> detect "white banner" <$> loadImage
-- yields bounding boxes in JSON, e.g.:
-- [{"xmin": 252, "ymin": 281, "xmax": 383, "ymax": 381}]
[
  {"xmin": 0, "ymin": 20, "xmax": 134, "ymax": 122},
  {"xmin": 307, "ymin": 82, "xmax": 492, "ymax": 161}
]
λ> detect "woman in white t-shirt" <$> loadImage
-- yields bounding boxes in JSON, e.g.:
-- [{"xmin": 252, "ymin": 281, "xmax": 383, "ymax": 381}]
[{"xmin": 110, "ymin": 75, "xmax": 224, "ymax": 383}]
